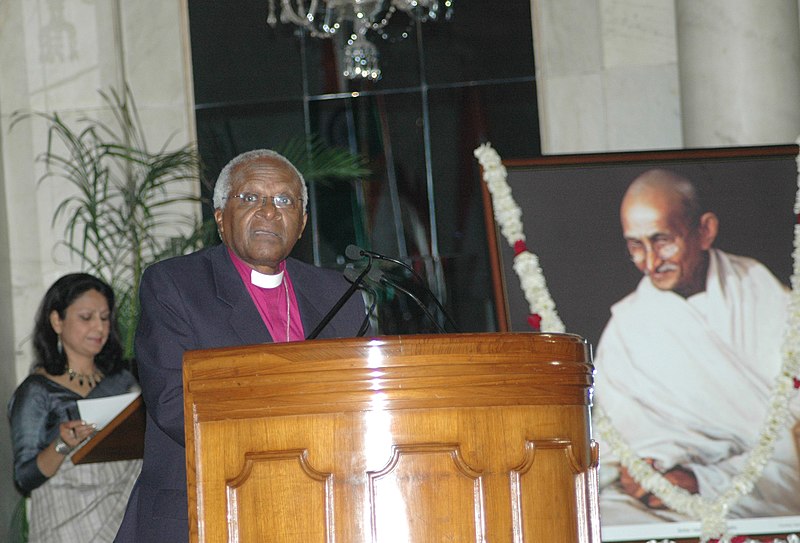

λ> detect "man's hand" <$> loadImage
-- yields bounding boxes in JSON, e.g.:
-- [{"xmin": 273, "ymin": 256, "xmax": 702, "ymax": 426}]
[{"xmin": 619, "ymin": 458, "xmax": 698, "ymax": 509}]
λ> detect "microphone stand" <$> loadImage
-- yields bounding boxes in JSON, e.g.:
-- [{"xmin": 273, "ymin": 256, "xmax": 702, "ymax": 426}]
[
  {"xmin": 348, "ymin": 245, "xmax": 460, "ymax": 333},
  {"xmin": 306, "ymin": 256, "xmax": 373, "ymax": 340},
  {"xmin": 343, "ymin": 266, "xmax": 379, "ymax": 337}
]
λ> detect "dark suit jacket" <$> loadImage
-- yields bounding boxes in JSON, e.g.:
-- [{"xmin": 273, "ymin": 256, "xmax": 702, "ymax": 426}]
[{"xmin": 115, "ymin": 244, "xmax": 366, "ymax": 543}]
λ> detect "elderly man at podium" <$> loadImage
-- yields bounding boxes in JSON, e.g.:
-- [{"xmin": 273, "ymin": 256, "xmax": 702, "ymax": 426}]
[
  {"xmin": 115, "ymin": 149, "xmax": 366, "ymax": 542},
  {"xmin": 593, "ymin": 168, "xmax": 800, "ymax": 525}
]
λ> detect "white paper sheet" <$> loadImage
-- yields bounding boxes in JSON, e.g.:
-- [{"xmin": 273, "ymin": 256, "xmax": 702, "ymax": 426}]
[{"xmin": 77, "ymin": 391, "xmax": 141, "ymax": 430}]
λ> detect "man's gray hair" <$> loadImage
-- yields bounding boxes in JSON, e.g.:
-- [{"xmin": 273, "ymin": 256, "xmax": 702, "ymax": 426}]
[{"xmin": 213, "ymin": 149, "xmax": 308, "ymax": 213}]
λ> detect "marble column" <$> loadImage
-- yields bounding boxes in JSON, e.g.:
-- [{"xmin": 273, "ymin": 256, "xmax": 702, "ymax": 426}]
[
  {"xmin": 676, "ymin": 0, "xmax": 800, "ymax": 146},
  {"xmin": 0, "ymin": 0, "xmax": 196, "ymax": 382},
  {"xmin": 0, "ymin": 0, "xmax": 196, "ymax": 531}
]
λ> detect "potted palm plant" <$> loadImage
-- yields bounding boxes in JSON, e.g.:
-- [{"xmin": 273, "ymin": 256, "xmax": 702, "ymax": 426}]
[{"xmin": 13, "ymin": 86, "xmax": 210, "ymax": 358}]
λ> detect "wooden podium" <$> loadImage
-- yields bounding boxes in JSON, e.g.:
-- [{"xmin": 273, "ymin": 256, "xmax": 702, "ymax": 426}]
[{"xmin": 183, "ymin": 332, "xmax": 599, "ymax": 542}]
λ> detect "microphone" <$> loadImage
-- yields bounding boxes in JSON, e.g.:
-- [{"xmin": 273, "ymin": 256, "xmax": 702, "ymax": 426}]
[
  {"xmin": 345, "ymin": 244, "xmax": 460, "ymax": 332},
  {"xmin": 345, "ymin": 244, "xmax": 364, "ymax": 261},
  {"xmin": 306, "ymin": 256, "xmax": 373, "ymax": 340}
]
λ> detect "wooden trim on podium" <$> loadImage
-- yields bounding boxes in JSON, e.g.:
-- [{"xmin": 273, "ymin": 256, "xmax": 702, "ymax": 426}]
[{"xmin": 71, "ymin": 395, "xmax": 145, "ymax": 465}]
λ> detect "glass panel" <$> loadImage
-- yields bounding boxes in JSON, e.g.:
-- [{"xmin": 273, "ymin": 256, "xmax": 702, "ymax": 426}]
[
  {"xmin": 309, "ymin": 92, "xmax": 428, "ymax": 262},
  {"xmin": 188, "ymin": 0, "xmax": 305, "ymax": 104},
  {"xmin": 423, "ymin": 1, "xmax": 535, "ymax": 85}
]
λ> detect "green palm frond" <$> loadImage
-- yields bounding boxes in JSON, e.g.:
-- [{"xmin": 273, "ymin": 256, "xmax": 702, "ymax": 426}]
[{"xmin": 279, "ymin": 135, "xmax": 370, "ymax": 184}]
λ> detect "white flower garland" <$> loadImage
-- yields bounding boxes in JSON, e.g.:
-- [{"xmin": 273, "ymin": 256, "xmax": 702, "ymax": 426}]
[
  {"xmin": 473, "ymin": 143, "xmax": 565, "ymax": 333},
  {"xmin": 474, "ymin": 141, "xmax": 800, "ymax": 542}
]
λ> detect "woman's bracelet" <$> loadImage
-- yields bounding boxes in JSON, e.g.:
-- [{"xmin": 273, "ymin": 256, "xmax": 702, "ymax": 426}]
[{"xmin": 54, "ymin": 436, "xmax": 73, "ymax": 455}]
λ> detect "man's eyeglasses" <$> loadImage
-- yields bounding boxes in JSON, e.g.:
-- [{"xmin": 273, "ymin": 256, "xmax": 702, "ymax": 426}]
[
  {"xmin": 227, "ymin": 192, "xmax": 302, "ymax": 210},
  {"xmin": 626, "ymin": 236, "xmax": 679, "ymax": 264}
]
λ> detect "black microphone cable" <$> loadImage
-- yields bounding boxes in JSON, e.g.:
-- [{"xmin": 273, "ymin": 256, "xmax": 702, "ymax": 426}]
[
  {"xmin": 368, "ymin": 267, "xmax": 448, "ymax": 334},
  {"xmin": 346, "ymin": 244, "xmax": 460, "ymax": 332}
]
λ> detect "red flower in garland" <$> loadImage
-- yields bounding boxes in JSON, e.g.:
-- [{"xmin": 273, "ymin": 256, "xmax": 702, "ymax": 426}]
[
  {"xmin": 514, "ymin": 240, "xmax": 527, "ymax": 256},
  {"xmin": 793, "ymin": 377, "xmax": 800, "ymax": 389},
  {"xmin": 527, "ymin": 313, "xmax": 542, "ymax": 331}
]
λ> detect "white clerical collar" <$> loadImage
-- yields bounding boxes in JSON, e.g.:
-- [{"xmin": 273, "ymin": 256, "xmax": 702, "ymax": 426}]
[{"xmin": 250, "ymin": 268, "xmax": 284, "ymax": 289}]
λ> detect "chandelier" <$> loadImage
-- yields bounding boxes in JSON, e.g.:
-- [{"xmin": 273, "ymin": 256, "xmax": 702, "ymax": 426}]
[{"xmin": 266, "ymin": 0, "xmax": 454, "ymax": 81}]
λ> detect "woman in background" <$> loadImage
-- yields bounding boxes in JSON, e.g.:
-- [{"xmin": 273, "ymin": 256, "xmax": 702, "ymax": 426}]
[{"xmin": 8, "ymin": 273, "xmax": 141, "ymax": 542}]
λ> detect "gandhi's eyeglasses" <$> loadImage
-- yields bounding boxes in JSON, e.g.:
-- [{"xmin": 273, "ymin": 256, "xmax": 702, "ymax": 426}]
[
  {"xmin": 227, "ymin": 192, "xmax": 301, "ymax": 209},
  {"xmin": 626, "ymin": 236, "xmax": 679, "ymax": 263}
]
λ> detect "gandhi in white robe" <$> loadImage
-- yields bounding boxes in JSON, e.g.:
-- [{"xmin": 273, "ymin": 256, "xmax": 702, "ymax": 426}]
[{"xmin": 594, "ymin": 248, "xmax": 800, "ymax": 524}]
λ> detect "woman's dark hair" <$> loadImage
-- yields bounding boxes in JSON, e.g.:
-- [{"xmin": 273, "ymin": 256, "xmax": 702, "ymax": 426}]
[{"xmin": 32, "ymin": 273, "xmax": 124, "ymax": 376}]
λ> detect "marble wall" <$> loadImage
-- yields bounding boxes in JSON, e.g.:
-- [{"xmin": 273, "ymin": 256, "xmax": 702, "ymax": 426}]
[
  {"xmin": 532, "ymin": 0, "xmax": 800, "ymax": 154},
  {"xmin": 0, "ymin": 0, "xmax": 195, "ymax": 531},
  {"xmin": 676, "ymin": 0, "xmax": 800, "ymax": 147},
  {"xmin": 531, "ymin": 0, "xmax": 682, "ymax": 153}
]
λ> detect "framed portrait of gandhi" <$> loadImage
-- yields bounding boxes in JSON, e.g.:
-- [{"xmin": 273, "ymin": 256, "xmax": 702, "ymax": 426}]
[{"xmin": 480, "ymin": 144, "xmax": 800, "ymax": 541}]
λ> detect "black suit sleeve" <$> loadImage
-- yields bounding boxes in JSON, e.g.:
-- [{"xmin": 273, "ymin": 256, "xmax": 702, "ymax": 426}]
[{"xmin": 135, "ymin": 264, "xmax": 196, "ymax": 447}]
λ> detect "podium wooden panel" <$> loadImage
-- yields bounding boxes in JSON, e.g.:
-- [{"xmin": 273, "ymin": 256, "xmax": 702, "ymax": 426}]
[{"xmin": 183, "ymin": 332, "xmax": 599, "ymax": 542}]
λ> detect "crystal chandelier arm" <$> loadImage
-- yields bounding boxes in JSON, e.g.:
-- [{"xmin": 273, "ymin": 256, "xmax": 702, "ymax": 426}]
[
  {"xmin": 365, "ymin": 3, "xmax": 397, "ymax": 32},
  {"xmin": 279, "ymin": 0, "xmax": 313, "ymax": 27},
  {"xmin": 267, "ymin": 0, "xmax": 278, "ymax": 25},
  {"xmin": 308, "ymin": 0, "xmax": 320, "ymax": 21},
  {"xmin": 394, "ymin": 0, "xmax": 449, "ymax": 21},
  {"xmin": 274, "ymin": 0, "xmax": 342, "ymax": 38}
]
